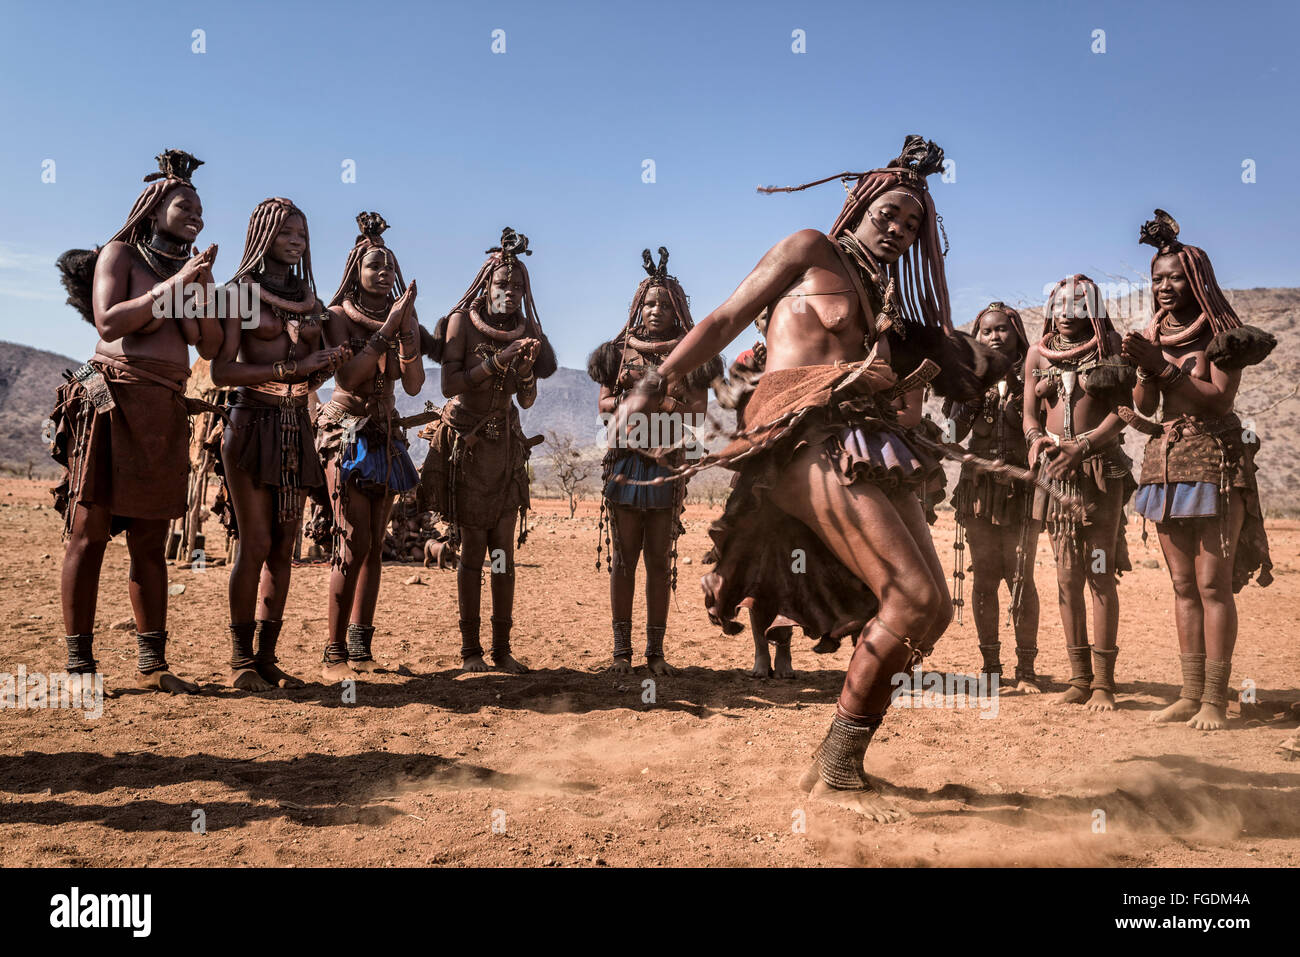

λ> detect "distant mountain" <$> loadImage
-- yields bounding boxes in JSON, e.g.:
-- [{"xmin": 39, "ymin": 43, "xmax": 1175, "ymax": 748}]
[
  {"xmin": 5, "ymin": 286, "xmax": 1297, "ymax": 507},
  {"xmin": 0, "ymin": 341, "xmax": 80, "ymax": 474}
]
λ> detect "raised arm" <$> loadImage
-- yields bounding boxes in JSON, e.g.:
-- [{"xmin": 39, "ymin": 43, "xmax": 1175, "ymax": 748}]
[{"xmin": 656, "ymin": 229, "xmax": 821, "ymax": 389}]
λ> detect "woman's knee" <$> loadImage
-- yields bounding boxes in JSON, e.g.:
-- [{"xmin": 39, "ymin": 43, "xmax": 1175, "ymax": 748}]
[
  {"xmin": 880, "ymin": 576, "xmax": 946, "ymax": 637},
  {"xmin": 238, "ymin": 531, "xmax": 273, "ymax": 567},
  {"xmin": 642, "ymin": 547, "xmax": 670, "ymax": 580},
  {"xmin": 1196, "ymin": 574, "xmax": 1234, "ymax": 608}
]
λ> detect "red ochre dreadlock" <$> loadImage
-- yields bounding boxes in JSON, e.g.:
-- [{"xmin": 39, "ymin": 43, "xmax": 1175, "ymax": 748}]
[
  {"xmin": 1138, "ymin": 209, "xmax": 1276, "ymax": 369},
  {"xmin": 430, "ymin": 227, "xmax": 556, "ymax": 377},
  {"xmin": 758, "ymin": 134, "xmax": 952, "ymax": 332},
  {"xmin": 228, "ymin": 197, "xmax": 318, "ymax": 294},
  {"xmin": 1042, "ymin": 274, "xmax": 1118, "ymax": 356},
  {"xmin": 56, "ymin": 149, "xmax": 204, "ymax": 324}
]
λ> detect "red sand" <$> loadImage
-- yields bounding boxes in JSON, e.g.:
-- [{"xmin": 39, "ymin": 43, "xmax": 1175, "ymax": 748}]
[{"xmin": 1, "ymin": 478, "xmax": 1296, "ymax": 867}]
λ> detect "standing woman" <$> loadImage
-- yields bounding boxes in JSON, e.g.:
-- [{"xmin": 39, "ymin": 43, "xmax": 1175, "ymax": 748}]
[
  {"xmin": 945, "ymin": 302, "xmax": 1044, "ymax": 691},
  {"xmin": 317, "ymin": 212, "xmax": 425, "ymax": 681},
  {"xmin": 589, "ymin": 248, "xmax": 720, "ymax": 674},
  {"xmin": 211, "ymin": 198, "xmax": 351, "ymax": 692},
  {"xmin": 1123, "ymin": 210, "xmax": 1274, "ymax": 730},
  {"xmin": 422, "ymin": 228, "xmax": 557, "ymax": 674}
]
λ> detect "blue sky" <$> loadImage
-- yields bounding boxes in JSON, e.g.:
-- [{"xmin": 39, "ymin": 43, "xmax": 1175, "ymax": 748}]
[{"xmin": 1, "ymin": 0, "xmax": 1296, "ymax": 367}]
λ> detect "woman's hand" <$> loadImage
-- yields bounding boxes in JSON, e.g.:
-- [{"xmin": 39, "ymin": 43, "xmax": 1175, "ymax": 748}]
[
  {"xmin": 1121, "ymin": 332, "xmax": 1166, "ymax": 374},
  {"xmin": 1044, "ymin": 441, "xmax": 1083, "ymax": 480},
  {"xmin": 383, "ymin": 280, "xmax": 417, "ymax": 335},
  {"xmin": 1027, "ymin": 435, "xmax": 1056, "ymax": 469},
  {"xmin": 514, "ymin": 337, "xmax": 539, "ymax": 376},
  {"xmin": 615, "ymin": 366, "xmax": 642, "ymax": 392},
  {"xmin": 302, "ymin": 343, "xmax": 353, "ymax": 375},
  {"xmin": 176, "ymin": 244, "xmax": 218, "ymax": 288}
]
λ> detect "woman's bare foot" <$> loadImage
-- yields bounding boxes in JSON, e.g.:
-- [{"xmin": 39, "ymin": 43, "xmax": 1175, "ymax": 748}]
[
  {"xmin": 646, "ymin": 655, "xmax": 677, "ymax": 676},
  {"xmin": 492, "ymin": 653, "xmax": 529, "ymax": 675},
  {"xmin": 1058, "ymin": 686, "xmax": 1090, "ymax": 704},
  {"xmin": 1277, "ymin": 731, "xmax": 1300, "ymax": 758},
  {"xmin": 1085, "ymin": 689, "xmax": 1116, "ymax": 712},
  {"xmin": 808, "ymin": 778, "xmax": 907, "ymax": 823},
  {"xmin": 461, "ymin": 654, "xmax": 490, "ymax": 673},
  {"xmin": 751, "ymin": 646, "xmax": 773, "ymax": 678},
  {"xmin": 257, "ymin": 662, "xmax": 305, "ymax": 689},
  {"xmin": 1149, "ymin": 698, "xmax": 1200, "ymax": 723},
  {"xmin": 138, "ymin": 670, "xmax": 200, "ymax": 694},
  {"xmin": 1014, "ymin": 676, "xmax": 1042, "ymax": 694},
  {"xmin": 320, "ymin": 661, "xmax": 353, "ymax": 683},
  {"xmin": 231, "ymin": 667, "xmax": 273, "ymax": 692},
  {"xmin": 348, "ymin": 658, "xmax": 382, "ymax": 674},
  {"xmin": 1187, "ymin": 703, "xmax": 1228, "ymax": 731},
  {"xmin": 811, "ymin": 636, "xmax": 840, "ymax": 654},
  {"xmin": 610, "ymin": 655, "xmax": 634, "ymax": 674},
  {"xmin": 773, "ymin": 644, "xmax": 795, "ymax": 679}
]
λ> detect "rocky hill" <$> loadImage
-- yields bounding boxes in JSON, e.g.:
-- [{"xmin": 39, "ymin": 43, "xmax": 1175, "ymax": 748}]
[{"xmin": 0, "ymin": 342, "xmax": 78, "ymax": 476}]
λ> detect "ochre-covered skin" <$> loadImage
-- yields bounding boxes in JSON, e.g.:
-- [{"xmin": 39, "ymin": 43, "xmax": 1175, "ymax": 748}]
[
  {"xmin": 593, "ymin": 257, "xmax": 711, "ymax": 676},
  {"xmin": 211, "ymin": 200, "xmax": 351, "ymax": 692},
  {"xmin": 423, "ymin": 231, "xmax": 555, "ymax": 676},
  {"xmin": 1124, "ymin": 215, "xmax": 1274, "ymax": 731},
  {"xmin": 53, "ymin": 152, "xmax": 223, "ymax": 696},
  {"xmin": 1023, "ymin": 276, "xmax": 1133, "ymax": 713},
  {"xmin": 317, "ymin": 215, "xmax": 426, "ymax": 682},
  {"xmin": 948, "ymin": 304, "xmax": 1043, "ymax": 693},
  {"xmin": 612, "ymin": 139, "xmax": 966, "ymax": 822}
]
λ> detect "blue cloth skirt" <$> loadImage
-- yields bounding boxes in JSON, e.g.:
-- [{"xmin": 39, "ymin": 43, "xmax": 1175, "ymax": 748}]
[
  {"xmin": 1134, "ymin": 481, "xmax": 1220, "ymax": 522},
  {"xmin": 341, "ymin": 432, "xmax": 419, "ymax": 496},
  {"xmin": 604, "ymin": 451, "xmax": 675, "ymax": 510}
]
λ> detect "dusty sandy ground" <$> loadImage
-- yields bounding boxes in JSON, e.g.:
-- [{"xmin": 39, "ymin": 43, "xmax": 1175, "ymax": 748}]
[{"xmin": 0, "ymin": 476, "xmax": 1296, "ymax": 868}]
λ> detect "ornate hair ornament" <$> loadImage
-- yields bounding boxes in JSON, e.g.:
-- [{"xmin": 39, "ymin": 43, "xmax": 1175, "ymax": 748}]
[
  {"xmin": 885, "ymin": 135, "xmax": 946, "ymax": 190},
  {"xmin": 356, "ymin": 211, "xmax": 390, "ymax": 246},
  {"xmin": 143, "ymin": 149, "xmax": 204, "ymax": 185},
  {"xmin": 488, "ymin": 227, "xmax": 532, "ymax": 262},
  {"xmin": 642, "ymin": 246, "xmax": 670, "ymax": 282},
  {"xmin": 1139, "ymin": 209, "xmax": 1182, "ymax": 255}
]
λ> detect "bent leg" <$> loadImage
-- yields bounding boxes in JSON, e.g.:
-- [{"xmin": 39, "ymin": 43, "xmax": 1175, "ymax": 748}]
[{"xmin": 771, "ymin": 445, "xmax": 948, "ymax": 823}]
